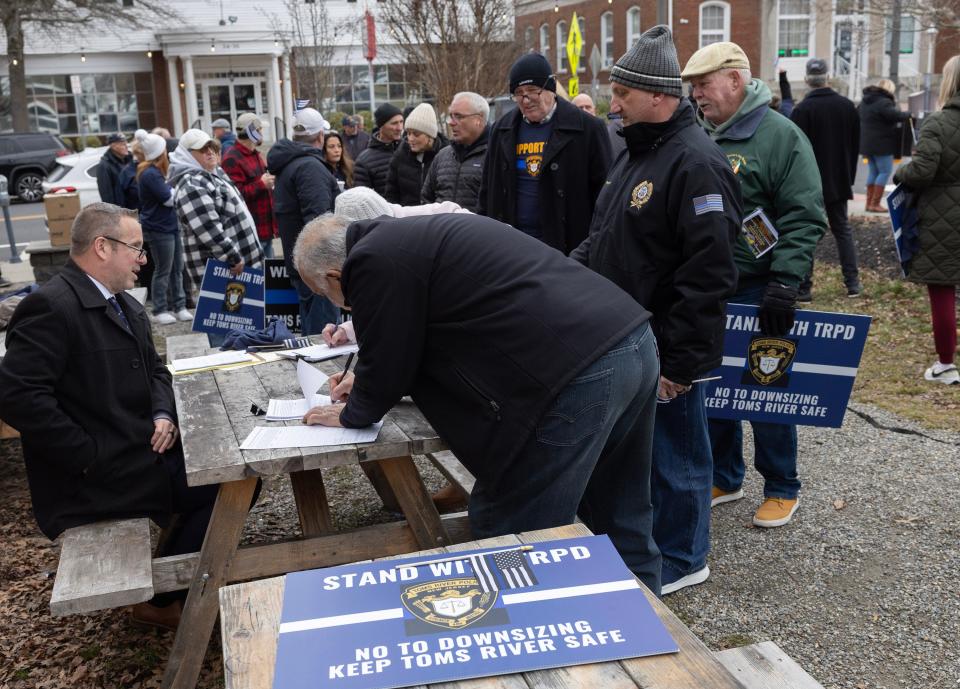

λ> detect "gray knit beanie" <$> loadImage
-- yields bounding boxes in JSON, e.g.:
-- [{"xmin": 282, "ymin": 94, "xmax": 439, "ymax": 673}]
[
  {"xmin": 335, "ymin": 187, "xmax": 393, "ymax": 221},
  {"xmin": 610, "ymin": 24, "xmax": 682, "ymax": 97}
]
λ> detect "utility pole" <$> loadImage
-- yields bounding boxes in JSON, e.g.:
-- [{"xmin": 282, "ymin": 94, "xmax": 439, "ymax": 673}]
[{"xmin": 657, "ymin": 0, "xmax": 669, "ymax": 26}]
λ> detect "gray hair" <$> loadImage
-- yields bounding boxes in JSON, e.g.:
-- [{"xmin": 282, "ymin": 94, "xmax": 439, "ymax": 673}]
[
  {"xmin": 293, "ymin": 214, "xmax": 350, "ymax": 289},
  {"xmin": 805, "ymin": 74, "xmax": 828, "ymax": 88},
  {"xmin": 451, "ymin": 91, "xmax": 490, "ymax": 121},
  {"xmin": 71, "ymin": 202, "xmax": 138, "ymax": 256},
  {"xmin": 293, "ymin": 131, "xmax": 323, "ymax": 145}
]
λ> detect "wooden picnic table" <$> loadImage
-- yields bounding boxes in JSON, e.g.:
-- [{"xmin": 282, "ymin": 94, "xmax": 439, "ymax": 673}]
[
  {"xmin": 160, "ymin": 335, "xmax": 473, "ymax": 689},
  {"xmin": 218, "ymin": 522, "xmax": 745, "ymax": 689}
]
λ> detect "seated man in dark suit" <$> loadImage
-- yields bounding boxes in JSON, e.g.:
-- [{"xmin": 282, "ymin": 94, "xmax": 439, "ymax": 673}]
[{"xmin": 0, "ymin": 202, "xmax": 217, "ymax": 630}]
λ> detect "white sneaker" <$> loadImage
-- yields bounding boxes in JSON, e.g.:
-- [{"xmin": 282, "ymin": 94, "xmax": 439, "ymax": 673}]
[
  {"xmin": 175, "ymin": 309, "xmax": 194, "ymax": 322},
  {"xmin": 924, "ymin": 362, "xmax": 959, "ymax": 385},
  {"xmin": 661, "ymin": 566, "xmax": 710, "ymax": 596},
  {"xmin": 151, "ymin": 312, "xmax": 177, "ymax": 325}
]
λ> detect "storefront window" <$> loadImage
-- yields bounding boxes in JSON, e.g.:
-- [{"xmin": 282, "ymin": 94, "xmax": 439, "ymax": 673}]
[
  {"xmin": 0, "ymin": 71, "xmax": 155, "ymax": 140},
  {"xmin": 330, "ymin": 63, "xmax": 422, "ymax": 114}
]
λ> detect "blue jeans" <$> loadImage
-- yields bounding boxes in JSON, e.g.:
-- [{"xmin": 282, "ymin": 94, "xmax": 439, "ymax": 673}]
[
  {"xmin": 866, "ymin": 155, "xmax": 894, "ymax": 186},
  {"xmin": 469, "ymin": 322, "xmax": 662, "ymax": 594},
  {"xmin": 708, "ymin": 283, "xmax": 800, "ymax": 499},
  {"xmin": 144, "ymin": 230, "xmax": 186, "ymax": 314},
  {"xmin": 291, "ymin": 273, "xmax": 340, "ymax": 335},
  {"xmin": 652, "ymin": 383, "xmax": 712, "ymax": 585}
]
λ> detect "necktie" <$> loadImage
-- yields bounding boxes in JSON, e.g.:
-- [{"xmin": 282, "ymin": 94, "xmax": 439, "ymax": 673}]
[{"xmin": 107, "ymin": 296, "xmax": 132, "ymax": 332}]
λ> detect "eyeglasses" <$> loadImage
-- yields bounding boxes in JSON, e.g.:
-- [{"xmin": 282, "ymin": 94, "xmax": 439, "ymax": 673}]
[
  {"xmin": 447, "ymin": 112, "xmax": 481, "ymax": 122},
  {"xmin": 100, "ymin": 235, "xmax": 146, "ymax": 260},
  {"xmin": 512, "ymin": 88, "xmax": 544, "ymax": 104}
]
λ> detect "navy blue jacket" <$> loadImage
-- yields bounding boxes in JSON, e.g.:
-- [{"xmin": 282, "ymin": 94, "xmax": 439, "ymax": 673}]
[
  {"xmin": 337, "ymin": 214, "xmax": 651, "ymax": 485},
  {"xmin": 267, "ymin": 139, "xmax": 341, "ymax": 278},
  {"xmin": 137, "ymin": 165, "xmax": 177, "ymax": 234}
]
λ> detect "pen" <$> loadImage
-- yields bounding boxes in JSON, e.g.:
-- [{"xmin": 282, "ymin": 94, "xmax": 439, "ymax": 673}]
[
  {"xmin": 341, "ymin": 352, "xmax": 355, "ymax": 379},
  {"xmin": 691, "ymin": 375, "xmax": 722, "ymax": 383}
]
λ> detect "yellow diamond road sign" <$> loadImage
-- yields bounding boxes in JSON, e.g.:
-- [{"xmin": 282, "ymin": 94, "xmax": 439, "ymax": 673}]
[{"xmin": 566, "ymin": 13, "xmax": 583, "ymax": 74}]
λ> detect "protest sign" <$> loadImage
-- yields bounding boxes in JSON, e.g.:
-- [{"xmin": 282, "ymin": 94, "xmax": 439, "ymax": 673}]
[
  {"xmin": 887, "ymin": 184, "xmax": 919, "ymax": 277},
  {"xmin": 191, "ymin": 259, "xmax": 264, "ymax": 336},
  {"xmin": 264, "ymin": 258, "xmax": 301, "ymax": 331},
  {"xmin": 703, "ymin": 303, "xmax": 870, "ymax": 428},
  {"xmin": 272, "ymin": 535, "xmax": 676, "ymax": 689}
]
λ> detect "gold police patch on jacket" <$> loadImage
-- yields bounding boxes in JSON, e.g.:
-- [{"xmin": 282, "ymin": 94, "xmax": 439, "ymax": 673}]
[
  {"xmin": 629, "ymin": 181, "xmax": 653, "ymax": 209},
  {"xmin": 746, "ymin": 337, "xmax": 797, "ymax": 385},
  {"xmin": 223, "ymin": 282, "xmax": 246, "ymax": 312},
  {"xmin": 525, "ymin": 155, "xmax": 543, "ymax": 176},
  {"xmin": 401, "ymin": 578, "xmax": 497, "ymax": 630}
]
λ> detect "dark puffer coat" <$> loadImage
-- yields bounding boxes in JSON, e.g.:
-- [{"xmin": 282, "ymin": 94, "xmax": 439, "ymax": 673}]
[
  {"xmin": 353, "ymin": 135, "xmax": 400, "ymax": 196},
  {"xmin": 384, "ymin": 137, "xmax": 444, "ymax": 206},
  {"xmin": 420, "ymin": 127, "xmax": 489, "ymax": 212},
  {"xmin": 894, "ymin": 94, "xmax": 960, "ymax": 285},
  {"xmin": 859, "ymin": 85, "xmax": 911, "ymax": 156}
]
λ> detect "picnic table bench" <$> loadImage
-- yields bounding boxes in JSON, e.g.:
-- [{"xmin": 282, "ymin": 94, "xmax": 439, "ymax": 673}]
[{"xmin": 219, "ymin": 522, "xmax": 827, "ymax": 689}]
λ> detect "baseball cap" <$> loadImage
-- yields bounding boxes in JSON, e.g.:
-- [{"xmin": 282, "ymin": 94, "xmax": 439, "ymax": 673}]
[
  {"xmin": 106, "ymin": 133, "xmax": 127, "ymax": 144},
  {"xmin": 236, "ymin": 113, "xmax": 263, "ymax": 131},
  {"xmin": 293, "ymin": 108, "xmax": 330, "ymax": 136},
  {"xmin": 211, "ymin": 118, "xmax": 231, "ymax": 129},
  {"xmin": 179, "ymin": 128, "xmax": 214, "ymax": 150},
  {"xmin": 806, "ymin": 58, "xmax": 828, "ymax": 76}
]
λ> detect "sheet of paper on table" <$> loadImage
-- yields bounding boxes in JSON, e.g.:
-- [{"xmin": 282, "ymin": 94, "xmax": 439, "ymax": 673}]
[
  {"xmin": 266, "ymin": 394, "xmax": 331, "ymax": 421},
  {"xmin": 239, "ymin": 421, "xmax": 383, "ymax": 449},
  {"xmin": 170, "ymin": 350, "xmax": 254, "ymax": 373},
  {"xmin": 277, "ymin": 342, "xmax": 359, "ymax": 362}
]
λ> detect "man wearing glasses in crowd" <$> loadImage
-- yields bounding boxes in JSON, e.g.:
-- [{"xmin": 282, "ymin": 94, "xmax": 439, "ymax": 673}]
[
  {"xmin": 479, "ymin": 53, "xmax": 612, "ymax": 255},
  {"xmin": 421, "ymin": 91, "xmax": 491, "ymax": 213},
  {"xmin": 0, "ymin": 203, "xmax": 218, "ymax": 630}
]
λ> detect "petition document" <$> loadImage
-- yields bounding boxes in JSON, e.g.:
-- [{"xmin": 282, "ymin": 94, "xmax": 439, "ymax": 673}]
[{"xmin": 239, "ymin": 422, "xmax": 383, "ymax": 450}]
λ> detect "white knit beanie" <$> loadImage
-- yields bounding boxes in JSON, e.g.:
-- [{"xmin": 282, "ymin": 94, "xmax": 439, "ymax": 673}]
[
  {"xmin": 404, "ymin": 103, "xmax": 439, "ymax": 139},
  {"xmin": 135, "ymin": 128, "xmax": 166, "ymax": 161},
  {"xmin": 334, "ymin": 187, "xmax": 394, "ymax": 221}
]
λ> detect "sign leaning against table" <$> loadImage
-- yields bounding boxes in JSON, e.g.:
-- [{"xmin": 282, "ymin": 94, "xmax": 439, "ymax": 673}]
[
  {"xmin": 191, "ymin": 259, "xmax": 265, "ymax": 336},
  {"xmin": 703, "ymin": 303, "xmax": 871, "ymax": 428},
  {"xmin": 272, "ymin": 535, "xmax": 677, "ymax": 689}
]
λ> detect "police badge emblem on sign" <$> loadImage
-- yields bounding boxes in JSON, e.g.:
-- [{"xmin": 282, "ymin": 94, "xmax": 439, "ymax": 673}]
[
  {"xmin": 402, "ymin": 578, "xmax": 497, "ymax": 630},
  {"xmin": 744, "ymin": 336, "xmax": 797, "ymax": 386},
  {"xmin": 223, "ymin": 281, "xmax": 245, "ymax": 312}
]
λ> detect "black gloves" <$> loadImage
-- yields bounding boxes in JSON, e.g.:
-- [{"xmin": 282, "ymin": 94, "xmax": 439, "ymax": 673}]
[{"xmin": 758, "ymin": 282, "xmax": 798, "ymax": 336}]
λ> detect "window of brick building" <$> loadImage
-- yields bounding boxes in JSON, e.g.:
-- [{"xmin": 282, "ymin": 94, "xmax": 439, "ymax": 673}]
[
  {"xmin": 778, "ymin": 0, "xmax": 811, "ymax": 58},
  {"xmin": 626, "ymin": 7, "xmax": 641, "ymax": 49},
  {"xmin": 699, "ymin": 2, "xmax": 730, "ymax": 47},
  {"xmin": 601, "ymin": 12, "xmax": 615, "ymax": 68},
  {"xmin": 540, "ymin": 23, "xmax": 551, "ymax": 56},
  {"xmin": 557, "ymin": 20, "xmax": 568, "ymax": 72},
  {"xmin": 577, "ymin": 16, "xmax": 587, "ymax": 73}
]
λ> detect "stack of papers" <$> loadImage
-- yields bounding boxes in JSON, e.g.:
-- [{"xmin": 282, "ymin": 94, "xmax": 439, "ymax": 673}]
[
  {"xmin": 277, "ymin": 343, "xmax": 358, "ymax": 362},
  {"xmin": 171, "ymin": 350, "xmax": 254, "ymax": 373},
  {"xmin": 239, "ymin": 422, "xmax": 383, "ymax": 449},
  {"xmin": 265, "ymin": 394, "xmax": 331, "ymax": 421}
]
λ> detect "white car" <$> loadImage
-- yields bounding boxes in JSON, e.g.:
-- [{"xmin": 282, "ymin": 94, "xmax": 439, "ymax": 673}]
[{"xmin": 42, "ymin": 146, "xmax": 106, "ymax": 207}]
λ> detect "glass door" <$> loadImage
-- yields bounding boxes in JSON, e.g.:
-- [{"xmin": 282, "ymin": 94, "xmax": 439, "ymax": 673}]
[{"xmin": 201, "ymin": 80, "xmax": 263, "ymax": 132}]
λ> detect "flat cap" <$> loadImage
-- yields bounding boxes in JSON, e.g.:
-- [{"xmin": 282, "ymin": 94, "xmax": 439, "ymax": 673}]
[
  {"xmin": 681, "ymin": 42, "xmax": 750, "ymax": 80},
  {"xmin": 806, "ymin": 58, "xmax": 828, "ymax": 76}
]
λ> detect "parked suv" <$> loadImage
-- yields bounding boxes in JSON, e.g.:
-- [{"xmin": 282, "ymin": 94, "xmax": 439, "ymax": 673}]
[{"xmin": 0, "ymin": 133, "xmax": 71, "ymax": 202}]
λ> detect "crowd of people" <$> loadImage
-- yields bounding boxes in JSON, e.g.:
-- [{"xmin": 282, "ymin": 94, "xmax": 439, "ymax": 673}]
[{"xmin": 1, "ymin": 25, "xmax": 958, "ymax": 631}]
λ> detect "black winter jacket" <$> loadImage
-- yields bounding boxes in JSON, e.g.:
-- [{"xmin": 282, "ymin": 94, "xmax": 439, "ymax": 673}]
[
  {"xmin": 337, "ymin": 214, "xmax": 651, "ymax": 485},
  {"xmin": 385, "ymin": 138, "xmax": 444, "ymax": 206},
  {"xmin": 267, "ymin": 139, "xmax": 340, "ymax": 278},
  {"xmin": 97, "ymin": 149, "xmax": 132, "ymax": 206},
  {"xmin": 479, "ymin": 97, "xmax": 613, "ymax": 255},
  {"xmin": 353, "ymin": 135, "xmax": 400, "ymax": 196},
  {"xmin": 421, "ymin": 127, "xmax": 489, "ymax": 211},
  {"xmin": 791, "ymin": 88, "xmax": 860, "ymax": 203},
  {"xmin": 571, "ymin": 99, "xmax": 740, "ymax": 385},
  {"xmin": 859, "ymin": 86, "xmax": 911, "ymax": 156}
]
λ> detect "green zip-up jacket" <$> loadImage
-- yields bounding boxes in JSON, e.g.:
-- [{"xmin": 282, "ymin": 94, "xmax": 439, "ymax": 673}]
[{"xmin": 699, "ymin": 79, "xmax": 826, "ymax": 288}]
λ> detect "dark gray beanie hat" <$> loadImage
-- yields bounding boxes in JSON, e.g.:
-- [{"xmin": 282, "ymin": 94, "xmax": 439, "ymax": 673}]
[{"xmin": 610, "ymin": 24, "xmax": 682, "ymax": 97}]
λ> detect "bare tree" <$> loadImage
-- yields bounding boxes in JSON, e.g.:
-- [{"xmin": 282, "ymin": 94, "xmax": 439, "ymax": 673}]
[
  {"xmin": 262, "ymin": 1, "xmax": 352, "ymax": 111},
  {"xmin": 2, "ymin": 0, "xmax": 177, "ymax": 131},
  {"xmin": 378, "ymin": 0, "xmax": 521, "ymax": 113}
]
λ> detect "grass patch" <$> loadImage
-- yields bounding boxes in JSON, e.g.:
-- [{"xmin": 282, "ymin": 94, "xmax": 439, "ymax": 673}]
[
  {"xmin": 716, "ymin": 633, "xmax": 756, "ymax": 650},
  {"xmin": 805, "ymin": 263, "xmax": 959, "ymax": 431},
  {"xmin": 78, "ymin": 644, "xmax": 101, "ymax": 661}
]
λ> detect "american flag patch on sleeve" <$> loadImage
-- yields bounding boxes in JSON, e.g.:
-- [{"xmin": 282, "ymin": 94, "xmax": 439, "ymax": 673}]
[{"xmin": 693, "ymin": 194, "xmax": 724, "ymax": 215}]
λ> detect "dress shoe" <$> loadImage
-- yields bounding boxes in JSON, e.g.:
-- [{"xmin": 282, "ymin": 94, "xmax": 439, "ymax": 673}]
[{"xmin": 431, "ymin": 483, "xmax": 468, "ymax": 513}]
